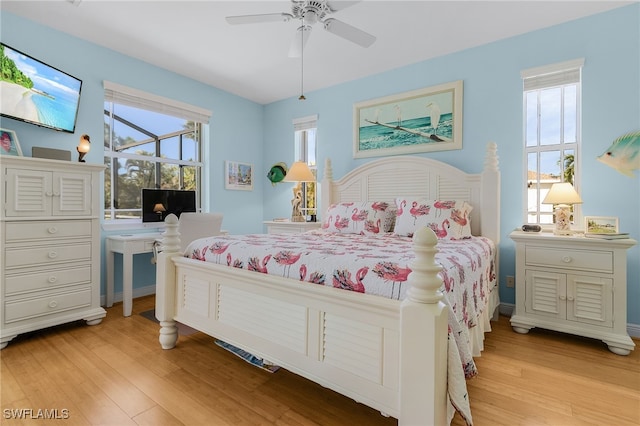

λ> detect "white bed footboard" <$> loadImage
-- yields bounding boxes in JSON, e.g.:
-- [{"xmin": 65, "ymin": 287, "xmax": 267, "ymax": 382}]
[
  {"xmin": 155, "ymin": 144, "xmax": 500, "ymax": 424},
  {"xmin": 156, "ymin": 218, "xmax": 448, "ymax": 425}
]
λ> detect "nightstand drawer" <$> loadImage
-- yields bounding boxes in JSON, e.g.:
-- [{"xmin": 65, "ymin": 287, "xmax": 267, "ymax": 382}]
[
  {"xmin": 525, "ymin": 246, "xmax": 612, "ymax": 273},
  {"xmin": 5, "ymin": 266, "xmax": 91, "ymax": 296},
  {"xmin": 5, "ymin": 220, "xmax": 92, "ymax": 243},
  {"xmin": 4, "ymin": 287, "xmax": 92, "ymax": 323},
  {"xmin": 264, "ymin": 221, "xmax": 321, "ymax": 234}
]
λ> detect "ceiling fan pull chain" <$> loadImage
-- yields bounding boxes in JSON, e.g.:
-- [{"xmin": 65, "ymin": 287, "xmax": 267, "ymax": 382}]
[{"xmin": 299, "ymin": 18, "xmax": 306, "ymax": 100}]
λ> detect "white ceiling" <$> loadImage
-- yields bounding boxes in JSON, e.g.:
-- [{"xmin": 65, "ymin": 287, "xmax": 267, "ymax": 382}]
[{"xmin": 1, "ymin": 1, "xmax": 633, "ymax": 104}]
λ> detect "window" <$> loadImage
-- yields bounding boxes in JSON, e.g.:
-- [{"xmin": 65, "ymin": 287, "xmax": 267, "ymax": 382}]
[
  {"xmin": 522, "ymin": 59, "xmax": 583, "ymax": 226},
  {"xmin": 293, "ymin": 115, "xmax": 317, "ymax": 219},
  {"xmin": 103, "ymin": 82, "xmax": 210, "ymax": 221}
]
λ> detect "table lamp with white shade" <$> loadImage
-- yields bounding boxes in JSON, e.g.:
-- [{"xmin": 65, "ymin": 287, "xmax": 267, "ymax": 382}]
[
  {"xmin": 542, "ymin": 182, "xmax": 583, "ymax": 235},
  {"xmin": 283, "ymin": 161, "xmax": 315, "ymax": 222}
]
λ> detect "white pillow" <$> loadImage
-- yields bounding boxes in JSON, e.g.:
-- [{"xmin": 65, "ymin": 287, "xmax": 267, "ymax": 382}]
[
  {"xmin": 322, "ymin": 201, "xmax": 396, "ymax": 235},
  {"xmin": 393, "ymin": 198, "xmax": 473, "ymax": 239}
]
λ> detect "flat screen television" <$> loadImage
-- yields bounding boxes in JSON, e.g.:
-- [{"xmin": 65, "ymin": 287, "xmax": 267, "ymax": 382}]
[
  {"xmin": 0, "ymin": 43, "xmax": 82, "ymax": 133},
  {"xmin": 141, "ymin": 189, "xmax": 197, "ymax": 223}
]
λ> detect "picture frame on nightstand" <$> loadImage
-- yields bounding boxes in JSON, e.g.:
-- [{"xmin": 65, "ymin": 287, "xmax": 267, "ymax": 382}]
[{"xmin": 585, "ymin": 216, "xmax": 622, "ymax": 236}]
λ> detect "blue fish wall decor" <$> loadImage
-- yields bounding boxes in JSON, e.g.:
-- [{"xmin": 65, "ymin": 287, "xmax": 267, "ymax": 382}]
[{"xmin": 597, "ymin": 131, "xmax": 640, "ymax": 177}]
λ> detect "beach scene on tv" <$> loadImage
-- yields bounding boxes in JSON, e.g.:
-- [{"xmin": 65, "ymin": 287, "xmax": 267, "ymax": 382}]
[{"xmin": 0, "ymin": 44, "xmax": 81, "ymax": 132}]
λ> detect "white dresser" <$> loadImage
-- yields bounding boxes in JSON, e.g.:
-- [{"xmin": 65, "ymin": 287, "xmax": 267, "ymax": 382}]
[
  {"xmin": 509, "ymin": 231, "xmax": 636, "ymax": 355},
  {"xmin": 1, "ymin": 156, "xmax": 106, "ymax": 349}
]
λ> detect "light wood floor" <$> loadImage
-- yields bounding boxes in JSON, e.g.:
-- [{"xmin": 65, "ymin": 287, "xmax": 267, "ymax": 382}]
[{"xmin": 1, "ymin": 295, "xmax": 638, "ymax": 425}]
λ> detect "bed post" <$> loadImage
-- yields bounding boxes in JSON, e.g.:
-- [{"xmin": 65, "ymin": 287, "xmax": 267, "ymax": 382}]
[
  {"xmin": 481, "ymin": 142, "xmax": 500, "ymax": 246},
  {"xmin": 481, "ymin": 142, "xmax": 501, "ymax": 319},
  {"xmin": 399, "ymin": 227, "xmax": 448, "ymax": 426},
  {"xmin": 319, "ymin": 157, "xmax": 333, "ymax": 223},
  {"xmin": 155, "ymin": 213, "xmax": 180, "ymax": 349}
]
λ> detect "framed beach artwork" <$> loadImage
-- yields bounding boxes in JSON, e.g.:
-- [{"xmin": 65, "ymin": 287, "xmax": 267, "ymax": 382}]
[
  {"xmin": 225, "ymin": 160, "xmax": 253, "ymax": 191},
  {"xmin": 353, "ymin": 80, "xmax": 463, "ymax": 158},
  {"xmin": 0, "ymin": 128, "xmax": 22, "ymax": 156}
]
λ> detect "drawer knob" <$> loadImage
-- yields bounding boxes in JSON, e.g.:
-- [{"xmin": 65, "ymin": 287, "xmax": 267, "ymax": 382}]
[
  {"xmin": 48, "ymin": 276, "xmax": 57, "ymax": 283},
  {"xmin": 567, "ymin": 296, "xmax": 574, "ymax": 301},
  {"xmin": 559, "ymin": 295, "xmax": 566, "ymax": 300},
  {"xmin": 48, "ymin": 251, "xmax": 58, "ymax": 259},
  {"xmin": 562, "ymin": 256, "xmax": 572, "ymax": 263},
  {"xmin": 46, "ymin": 191, "xmax": 53, "ymax": 197},
  {"xmin": 48, "ymin": 226, "xmax": 58, "ymax": 234},
  {"xmin": 48, "ymin": 300, "xmax": 58, "ymax": 308}
]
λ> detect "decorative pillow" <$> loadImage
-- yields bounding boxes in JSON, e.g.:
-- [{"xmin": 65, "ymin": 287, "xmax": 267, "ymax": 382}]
[
  {"xmin": 321, "ymin": 201, "xmax": 396, "ymax": 235},
  {"xmin": 393, "ymin": 198, "xmax": 473, "ymax": 239}
]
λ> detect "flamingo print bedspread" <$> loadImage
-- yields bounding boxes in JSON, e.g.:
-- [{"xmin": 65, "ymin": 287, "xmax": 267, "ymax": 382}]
[{"xmin": 184, "ymin": 231, "xmax": 496, "ymax": 374}]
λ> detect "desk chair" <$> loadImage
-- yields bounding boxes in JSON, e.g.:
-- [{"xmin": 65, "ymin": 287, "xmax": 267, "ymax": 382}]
[
  {"xmin": 177, "ymin": 212, "xmax": 224, "ymax": 253},
  {"xmin": 153, "ymin": 212, "xmax": 224, "ymax": 262}
]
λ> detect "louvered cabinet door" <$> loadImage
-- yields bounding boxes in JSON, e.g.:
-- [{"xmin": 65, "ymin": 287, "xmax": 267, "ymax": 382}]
[
  {"xmin": 4, "ymin": 169, "xmax": 92, "ymax": 217},
  {"xmin": 53, "ymin": 172, "xmax": 92, "ymax": 216},
  {"xmin": 567, "ymin": 274, "xmax": 613, "ymax": 327},
  {"xmin": 524, "ymin": 269, "xmax": 566, "ymax": 320},
  {"xmin": 4, "ymin": 168, "xmax": 52, "ymax": 217}
]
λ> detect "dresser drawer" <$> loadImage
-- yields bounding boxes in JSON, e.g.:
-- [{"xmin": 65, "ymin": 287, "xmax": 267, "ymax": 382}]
[
  {"xmin": 4, "ymin": 287, "xmax": 92, "ymax": 323},
  {"xmin": 4, "ymin": 220, "xmax": 92, "ymax": 243},
  {"xmin": 525, "ymin": 246, "xmax": 613, "ymax": 273},
  {"xmin": 5, "ymin": 266, "xmax": 91, "ymax": 296},
  {"xmin": 5, "ymin": 242, "xmax": 91, "ymax": 269}
]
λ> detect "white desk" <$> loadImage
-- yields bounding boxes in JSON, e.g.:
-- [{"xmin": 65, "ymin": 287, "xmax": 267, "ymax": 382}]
[{"xmin": 106, "ymin": 233, "xmax": 162, "ymax": 317}]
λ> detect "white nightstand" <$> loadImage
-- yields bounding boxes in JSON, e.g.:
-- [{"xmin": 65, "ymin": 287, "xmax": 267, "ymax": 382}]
[
  {"xmin": 509, "ymin": 230, "xmax": 637, "ymax": 355},
  {"xmin": 263, "ymin": 220, "xmax": 321, "ymax": 234}
]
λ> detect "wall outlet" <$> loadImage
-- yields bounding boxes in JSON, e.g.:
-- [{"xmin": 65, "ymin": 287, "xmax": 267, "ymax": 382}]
[{"xmin": 506, "ymin": 276, "xmax": 515, "ymax": 288}]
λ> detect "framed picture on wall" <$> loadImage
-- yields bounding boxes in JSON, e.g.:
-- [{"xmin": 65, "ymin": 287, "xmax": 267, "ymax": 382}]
[
  {"xmin": 353, "ymin": 80, "xmax": 463, "ymax": 158},
  {"xmin": 0, "ymin": 128, "xmax": 23, "ymax": 156},
  {"xmin": 225, "ymin": 160, "xmax": 253, "ymax": 191}
]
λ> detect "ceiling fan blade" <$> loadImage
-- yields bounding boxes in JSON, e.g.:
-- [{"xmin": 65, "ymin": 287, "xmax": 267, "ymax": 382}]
[
  {"xmin": 288, "ymin": 26, "xmax": 312, "ymax": 58},
  {"xmin": 327, "ymin": 1, "xmax": 362, "ymax": 12},
  {"xmin": 226, "ymin": 13, "xmax": 292, "ymax": 25},
  {"xmin": 323, "ymin": 18, "xmax": 376, "ymax": 48}
]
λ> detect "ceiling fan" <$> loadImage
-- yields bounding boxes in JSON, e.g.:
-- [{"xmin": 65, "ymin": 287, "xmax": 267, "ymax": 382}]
[{"xmin": 226, "ymin": 0, "xmax": 376, "ymax": 57}]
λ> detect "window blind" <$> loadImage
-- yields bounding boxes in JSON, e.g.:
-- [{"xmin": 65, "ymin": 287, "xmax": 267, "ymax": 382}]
[
  {"xmin": 293, "ymin": 114, "xmax": 318, "ymax": 131},
  {"xmin": 521, "ymin": 58, "xmax": 584, "ymax": 91},
  {"xmin": 104, "ymin": 81, "xmax": 211, "ymax": 123}
]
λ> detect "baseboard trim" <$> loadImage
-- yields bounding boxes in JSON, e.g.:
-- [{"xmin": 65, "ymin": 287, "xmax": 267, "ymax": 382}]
[
  {"xmin": 500, "ymin": 303, "xmax": 640, "ymax": 339},
  {"xmin": 627, "ymin": 323, "xmax": 640, "ymax": 339},
  {"xmin": 499, "ymin": 302, "xmax": 514, "ymax": 317},
  {"xmin": 101, "ymin": 284, "xmax": 156, "ymax": 307}
]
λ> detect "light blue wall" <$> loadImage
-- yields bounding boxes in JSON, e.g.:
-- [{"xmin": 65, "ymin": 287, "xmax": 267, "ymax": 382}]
[
  {"xmin": 1, "ymin": 12, "xmax": 266, "ymax": 298},
  {"xmin": 261, "ymin": 4, "xmax": 640, "ymax": 324},
  {"xmin": 2, "ymin": 5, "xmax": 638, "ymax": 325}
]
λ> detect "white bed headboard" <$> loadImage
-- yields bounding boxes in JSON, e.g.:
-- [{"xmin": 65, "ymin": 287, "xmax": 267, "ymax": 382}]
[{"xmin": 320, "ymin": 142, "xmax": 500, "ymax": 244}]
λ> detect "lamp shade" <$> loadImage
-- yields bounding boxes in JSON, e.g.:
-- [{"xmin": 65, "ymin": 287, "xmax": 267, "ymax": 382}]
[
  {"xmin": 542, "ymin": 182, "xmax": 583, "ymax": 205},
  {"xmin": 153, "ymin": 203, "xmax": 166, "ymax": 213},
  {"xmin": 78, "ymin": 134, "xmax": 91, "ymax": 153},
  {"xmin": 283, "ymin": 161, "xmax": 315, "ymax": 182}
]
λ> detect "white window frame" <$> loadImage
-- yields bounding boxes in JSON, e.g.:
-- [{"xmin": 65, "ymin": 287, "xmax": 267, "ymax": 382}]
[
  {"xmin": 103, "ymin": 81, "xmax": 210, "ymax": 228},
  {"xmin": 522, "ymin": 59, "xmax": 584, "ymax": 229},
  {"xmin": 293, "ymin": 114, "xmax": 318, "ymax": 220}
]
